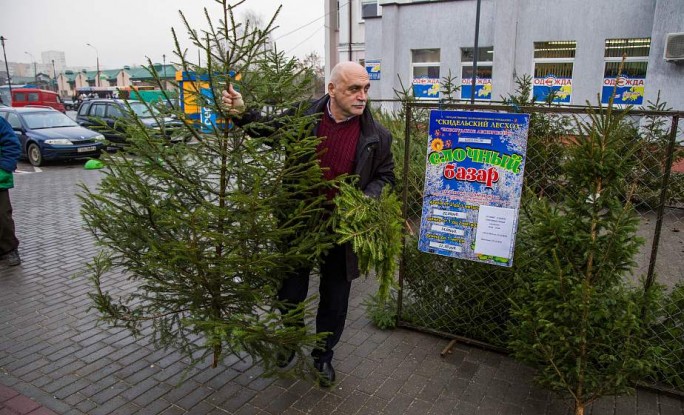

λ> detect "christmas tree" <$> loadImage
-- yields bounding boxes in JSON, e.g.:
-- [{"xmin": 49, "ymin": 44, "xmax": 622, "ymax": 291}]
[
  {"xmin": 509, "ymin": 91, "xmax": 660, "ymax": 414},
  {"xmin": 80, "ymin": 0, "xmax": 339, "ymax": 377}
]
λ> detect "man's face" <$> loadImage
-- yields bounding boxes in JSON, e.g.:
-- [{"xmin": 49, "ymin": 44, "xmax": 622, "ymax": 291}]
[{"xmin": 328, "ymin": 67, "xmax": 370, "ymax": 120}]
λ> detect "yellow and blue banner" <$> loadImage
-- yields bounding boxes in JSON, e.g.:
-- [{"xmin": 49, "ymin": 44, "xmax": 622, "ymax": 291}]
[
  {"xmin": 412, "ymin": 77, "xmax": 440, "ymax": 99},
  {"xmin": 461, "ymin": 78, "xmax": 492, "ymax": 101},
  {"xmin": 365, "ymin": 60, "xmax": 381, "ymax": 80},
  {"xmin": 601, "ymin": 74, "xmax": 645, "ymax": 105},
  {"xmin": 177, "ymin": 70, "xmax": 239, "ymax": 132},
  {"xmin": 533, "ymin": 74, "xmax": 572, "ymax": 103}
]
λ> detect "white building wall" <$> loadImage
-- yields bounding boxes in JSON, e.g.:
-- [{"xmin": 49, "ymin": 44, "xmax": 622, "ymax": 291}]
[
  {"xmin": 325, "ymin": 0, "xmax": 367, "ymax": 85},
  {"xmin": 514, "ymin": 0, "xmax": 656, "ymax": 106},
  {"xmin": 645, "ymin": 0, "xmax": 684, "ymax": 107},
  {"xmin": 362, "ymin": 0, "xmax": 684, "ymax": 109},
  {"xmin": 337, "ymin": 0, "xmax": 367, "ymax": 64},
  {"xmin": 490, "ymin": 0, "xmax": 519, "ymax": 99},
  {"xmin": 367, "ymin": 0, "xmax": 497, "ymax": 101}
]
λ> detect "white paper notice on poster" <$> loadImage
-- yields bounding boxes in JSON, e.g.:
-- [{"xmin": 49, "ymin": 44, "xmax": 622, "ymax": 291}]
[{"xmin": 474, "ymin": 205, "xmax": 516, "ymax": 259}]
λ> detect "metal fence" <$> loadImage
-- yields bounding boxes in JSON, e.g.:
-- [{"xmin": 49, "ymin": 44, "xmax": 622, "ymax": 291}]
[{"xmin": 374, "ymin": 99, "xmax": 684, "ymax": 394}]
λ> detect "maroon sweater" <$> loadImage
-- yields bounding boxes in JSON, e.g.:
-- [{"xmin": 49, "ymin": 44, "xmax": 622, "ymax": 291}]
[{"xmin": 316, "ymin": 110, "xmax": 361, "ymax": 199}]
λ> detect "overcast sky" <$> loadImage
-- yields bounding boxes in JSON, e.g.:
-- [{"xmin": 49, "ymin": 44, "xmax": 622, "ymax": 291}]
[{"xmin": 0, "ymin": 0, "xmax": 325, "ymax": 69}]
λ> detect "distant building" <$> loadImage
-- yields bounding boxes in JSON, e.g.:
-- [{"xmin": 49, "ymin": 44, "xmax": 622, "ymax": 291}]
[
  {"xmin": 1, "ymin": 49, "xmax": 177, "ymax": 99},
  {"xmin": 56, "ymin": 64, "xmax": 177, "ymax": 99},
  {"xmin": 325, "ymin": 0, "xmax": 684, "ymax": 110},
  {"xmin": 41, "ymin": 51, "xmax": 67, "ymax": 73}
]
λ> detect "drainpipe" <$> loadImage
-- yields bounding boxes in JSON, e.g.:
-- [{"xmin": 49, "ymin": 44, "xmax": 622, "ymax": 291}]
[{"xmin": 348, "ymin": 1, "xmax": 353, "ymax": 61}]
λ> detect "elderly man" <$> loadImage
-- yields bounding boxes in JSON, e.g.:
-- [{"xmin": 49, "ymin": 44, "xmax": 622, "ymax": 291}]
[{"xmin": 222, "ymin": 61, "xmax": 395, "ymax": 385}]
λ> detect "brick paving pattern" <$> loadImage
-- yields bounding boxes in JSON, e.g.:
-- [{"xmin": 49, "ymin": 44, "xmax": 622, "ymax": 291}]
[{"xmin": 1, "ymin": 160, "xmax": 683, "ymax": 414}]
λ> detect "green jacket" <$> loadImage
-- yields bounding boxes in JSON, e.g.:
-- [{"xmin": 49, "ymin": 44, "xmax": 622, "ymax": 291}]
[
  {"xmin": 0, "ymin": 117, "xmax": 21, "ymax": 190},
  {"xmin": 0, "ymin": 170, "xmax": 11, "ymax": 189}
]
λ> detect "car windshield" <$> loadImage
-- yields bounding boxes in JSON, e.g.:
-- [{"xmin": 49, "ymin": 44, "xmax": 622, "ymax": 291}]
[
  {"xmin": 127, "ymin": 101, "xmax": 159, "ymax": 118},
  {"xmin": 22, "ymin": 111, "xmax": 79, "ymax": 129}
]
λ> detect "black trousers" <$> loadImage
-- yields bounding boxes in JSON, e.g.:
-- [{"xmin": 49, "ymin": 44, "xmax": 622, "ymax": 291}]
[
  {"xmin": 278, "ymin": 243, "xmax": 352, "ymax": 363},
  {"xmin": 0, "ymin": 189, "xmax": 19, "ymax": 256}
]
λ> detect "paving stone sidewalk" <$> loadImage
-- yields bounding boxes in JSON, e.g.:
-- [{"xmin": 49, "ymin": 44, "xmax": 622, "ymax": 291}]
[{"xmin": 1, "ymin": 161, "xmax": 683, "ymax": 415}]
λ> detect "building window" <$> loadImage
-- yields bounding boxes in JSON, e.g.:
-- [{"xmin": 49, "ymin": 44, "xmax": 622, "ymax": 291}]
[
  {"xmin": 601, "ymin": 38, "xmax": 650, "ymax": 105},
  {"xmin": 461, "ymin": 46, "xmax": 493, "ymax": 101},
  {"xmin": 362, "ymin": 0, "xmax": 380, "ymax": 19},
  {"xmin": 533, "ymin": 41, "xmax": 576, "ymax": 103},
  {"xmin": 412, "ymin": 49, "xmax": 440, "ymax": 99}
]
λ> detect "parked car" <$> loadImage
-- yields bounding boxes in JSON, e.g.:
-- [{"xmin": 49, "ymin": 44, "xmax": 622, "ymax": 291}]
[
  {"xmin": 10, "ymin": 88, "xmax": 66, "ymax": 113},
  {"xmin": 63, "ymin": 98, "xmax": 76, "ymax": 111},
  {"xmin": 76, "ymin": 99, "xmax": 187, "ymax": 149},
  {"xmin": 0, "ymin": 107, "xmax": 105, "ymax": 166}
]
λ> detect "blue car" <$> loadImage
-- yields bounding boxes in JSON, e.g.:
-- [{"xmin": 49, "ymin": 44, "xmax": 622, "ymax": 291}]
[{"xmin": 0, "ymin": 107, "xmax": 105, "ymax": 166}]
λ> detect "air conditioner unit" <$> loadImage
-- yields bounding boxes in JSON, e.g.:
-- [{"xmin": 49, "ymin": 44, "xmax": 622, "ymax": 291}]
[{"xmin": 664, "ymin": 32, "xmax": 684, "ymax": 62}]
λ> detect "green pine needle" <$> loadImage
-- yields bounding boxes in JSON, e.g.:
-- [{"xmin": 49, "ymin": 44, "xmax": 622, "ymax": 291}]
[{"xmin": 333, "ymin": 181, "xmax": 403, "ymax": 304}]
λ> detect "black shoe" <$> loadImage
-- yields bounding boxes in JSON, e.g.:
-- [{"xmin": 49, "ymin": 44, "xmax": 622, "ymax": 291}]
[
  {"xmin": 276, "ymin": 351, "xmax": 295, "ymax": 368},
  {"xmin": 5, "ymin": 249, "xmax": 20, "ymax": 266},
  {"xmin": 314, "ymin": 360, "xmax": 335, "ymax": 387}
]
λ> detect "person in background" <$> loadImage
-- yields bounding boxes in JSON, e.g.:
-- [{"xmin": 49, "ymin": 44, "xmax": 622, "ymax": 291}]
[
  {"xmin": 222, "ymin": 61, "xmax": 395, "ymax": 386},
  {"xmin": 0, "ymin": 116, "xmax": 21, "ymax": 266}
]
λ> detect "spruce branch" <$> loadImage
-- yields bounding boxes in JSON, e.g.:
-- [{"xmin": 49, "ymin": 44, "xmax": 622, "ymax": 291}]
[{"xmin": 333, "ymin": 181, "xmax": 402, "ymax": 303}]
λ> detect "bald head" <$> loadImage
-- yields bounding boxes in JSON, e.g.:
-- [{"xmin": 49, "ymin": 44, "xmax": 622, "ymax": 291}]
[
  {"xmin": 329, "ymin": 61, "xmax": 367, "ymax": 86},
  {"xmin": 327, "ymin": 61, "xmax": 370, "ymax": 122}
]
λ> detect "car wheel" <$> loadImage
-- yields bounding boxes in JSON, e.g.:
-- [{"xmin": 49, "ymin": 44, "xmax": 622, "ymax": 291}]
[{"xmin": 27, "ymin": 143, "xmax": 43, "ymax": 167}]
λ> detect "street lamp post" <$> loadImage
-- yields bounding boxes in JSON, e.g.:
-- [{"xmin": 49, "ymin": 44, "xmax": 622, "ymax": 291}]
[
  {"xmin": 51, "ymin": 59, "xmax": 58, "ymax": 92},
  {"xmin": 161, "ymin": 54, "xmax": 174, "ymax": 108},
  {"xmin": 0, "ymin": 36, "xmax": 11, "ymax": 96},
  {"xmin": 86, "ymin": 43, "xmax": 100, "ymax": 88},
  {"xmin": 24, "ymin": 51, "xmax": 37, "ymax": 84},
  {"xmin": 469, "ymin": 0, "xmax": 482, "ymax": 105}
]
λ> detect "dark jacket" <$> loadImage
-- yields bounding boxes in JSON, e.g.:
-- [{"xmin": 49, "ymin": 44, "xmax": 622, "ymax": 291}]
[
  {"xmin": 305, "ymin": 95, "xmax": 395, "ymax": 198},
  {"xmin": 239, "ymin": 94, "xmax": 396, "ymax": 280},
  {"xmin": 0, "ymin": 117, "xmax": 21, "ymax": 190}
]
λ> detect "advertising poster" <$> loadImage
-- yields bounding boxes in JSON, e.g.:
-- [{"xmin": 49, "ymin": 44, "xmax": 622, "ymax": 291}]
[
  {"xmin": 365, "ymin": 60, "xmax": 381, "ymax": 80},
  {"xmin": 418, "ymin": 110, "xmax": 530, "ymax": 267},
  {"xmin": 532, "ymin": 74, "xmax": 572, "ymax": 103},
  {"xmin": 460, "ymin": 78, "xmax": 492, "ymax": 101},
  {"xmin": 601, "ymin": 74, "xmax": 645, "ymax": 105},
  {"xmin": 412, "ymin": 77, "xmax": 440, "ymax": 99},
  {"xmin": 200, "ymin": 87, "xmax": 218, "ymax": 133},
  {"xmin": 178, "ymin": 70, "xmax": 237, "ymax": 132}
]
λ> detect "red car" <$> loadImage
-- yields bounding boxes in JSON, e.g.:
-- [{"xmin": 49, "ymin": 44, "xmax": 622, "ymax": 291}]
[{"xmin": 10, "ymin": 88, "xmax": 66, "ymax": 113}]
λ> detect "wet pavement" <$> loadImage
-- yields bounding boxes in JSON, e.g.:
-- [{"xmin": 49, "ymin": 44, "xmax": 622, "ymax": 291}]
[{"xmin": 1, "ymin": 160, "xmax": 683, "ymax": 414}]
